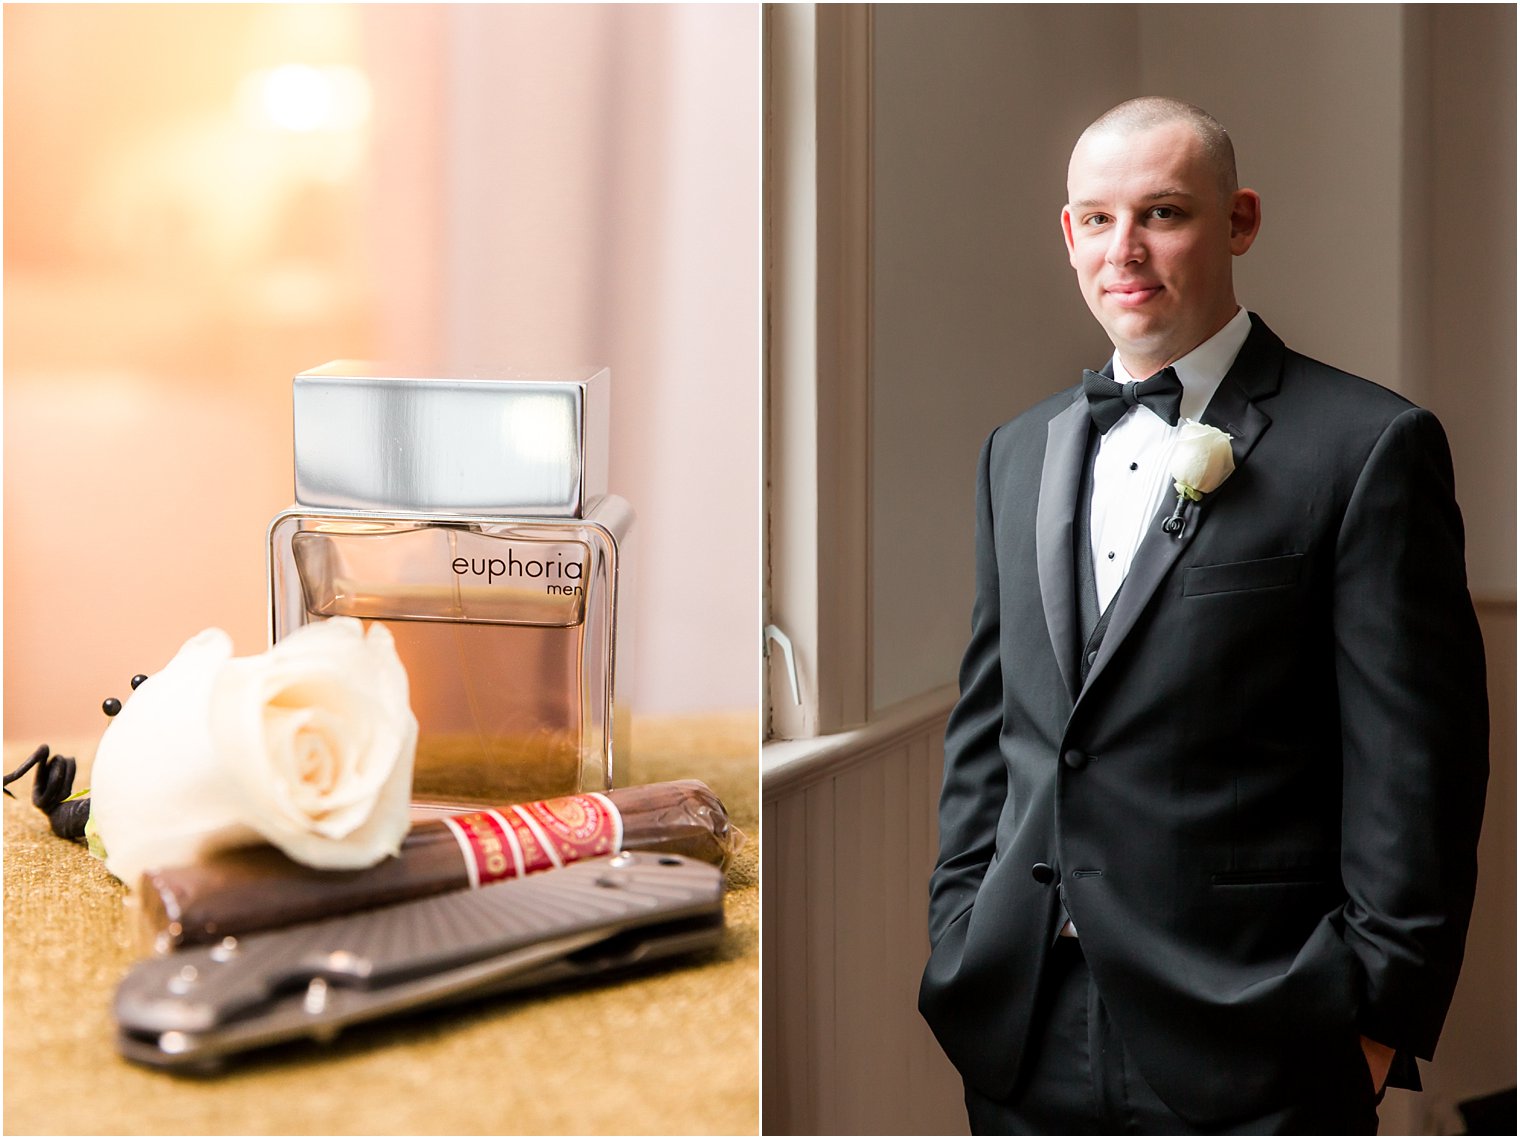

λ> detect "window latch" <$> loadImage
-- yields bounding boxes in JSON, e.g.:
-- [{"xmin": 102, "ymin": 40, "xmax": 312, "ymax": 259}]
[{"xmin": 763, "ymin": 624, "xmax": 802, "ymax": 705}]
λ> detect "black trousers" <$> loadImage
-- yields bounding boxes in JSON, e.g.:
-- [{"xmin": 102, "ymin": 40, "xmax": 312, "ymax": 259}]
[{"xmin": 964, "ymin": 938, "xmax": 1381, "ymax": 1136}]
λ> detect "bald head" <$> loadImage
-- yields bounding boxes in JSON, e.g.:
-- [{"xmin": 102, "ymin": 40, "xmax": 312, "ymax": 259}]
[
  {"xmin": 1060, "ymin": 96, "xmax": 1262, "ymax": 375},
  {"xmin": 1077, "ymin": 97, "xmax": 1237, "ymax": 201}
]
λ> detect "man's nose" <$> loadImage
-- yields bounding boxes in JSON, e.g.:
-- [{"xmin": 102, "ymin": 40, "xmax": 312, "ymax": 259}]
[{"xmin": 1104, "ymin": 216, "xmax": 1145, "ymax": 266}]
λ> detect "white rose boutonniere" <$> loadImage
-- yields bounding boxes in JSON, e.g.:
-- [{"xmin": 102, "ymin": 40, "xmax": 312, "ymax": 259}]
[
  {"xmin": 87, "ymin": 617, "xmax": 417, "ymax": 887},
  {"xmin": 1162, "ymin": 419, "xmax": 1235, "ymax": 536}
]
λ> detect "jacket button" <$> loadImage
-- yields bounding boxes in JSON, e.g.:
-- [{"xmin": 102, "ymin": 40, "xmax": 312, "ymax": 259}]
[
  {"xmin": 1031, "ymin": 862, "xmax": 1055, "ymax": 884},
  {"xmin": 1062, "ymin": 749, "xmax": 1089, "ymax": 770}
]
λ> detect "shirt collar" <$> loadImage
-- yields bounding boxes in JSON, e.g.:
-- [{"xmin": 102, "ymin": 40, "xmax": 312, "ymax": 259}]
[{"xmin": 1110, "ymin": 306, "xmax": 1252, "ymax": 422}]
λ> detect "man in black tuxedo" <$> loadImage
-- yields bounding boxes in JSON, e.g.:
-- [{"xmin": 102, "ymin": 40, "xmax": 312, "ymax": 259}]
[{"xmin": 918, "ymin": 97, "xmax": 1488, "ymax": 1134}]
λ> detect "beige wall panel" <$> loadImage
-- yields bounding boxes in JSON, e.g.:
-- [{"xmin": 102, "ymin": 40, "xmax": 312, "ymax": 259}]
[
  {"xmin": 763, "ymin": 711, "xmax": 964, "ymax": 1135},
  {"xmin": 1138, "ymin": 5, "xmax": 1410, "ymax": 393},
  {"xmin": 1426, "ymin": 6, "xmax": 1516, "ymax": 600},
  {"xmin": 869, "ymin": 4, "xmax": 1142, "ymax": 710}
]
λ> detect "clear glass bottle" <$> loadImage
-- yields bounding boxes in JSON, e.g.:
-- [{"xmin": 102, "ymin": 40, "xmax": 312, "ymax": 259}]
[{"xmin": 268, "ymin": 363, "xmax": 632, "ymax": 813}]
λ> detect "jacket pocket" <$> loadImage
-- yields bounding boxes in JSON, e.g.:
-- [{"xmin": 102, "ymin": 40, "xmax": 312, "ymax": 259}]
[
  {"xmin": 1184, "ymin": 552, "xmax": 1304, "ymax": 596},
  {"xmin": 1211, "ymin": 866, "xmax": 1326, "ymax": 887}
]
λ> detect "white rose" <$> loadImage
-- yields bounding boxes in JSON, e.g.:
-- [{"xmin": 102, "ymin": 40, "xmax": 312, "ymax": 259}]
[
  {"xmin": 88, "ymin": 618, "xmax": 417, "ymax": 887},
  {"xmin": 88, "ymin": 628, "xmax": 252, "ymax": 884},
  {"xmin": 1169, "ymin": 419, "xmax": 1235, "ymax": 500}
]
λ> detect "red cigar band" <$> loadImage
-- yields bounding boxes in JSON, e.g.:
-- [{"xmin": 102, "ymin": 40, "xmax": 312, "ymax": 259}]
[{"xmin": 443, "ymin": 792, "xmax": 622, "ymax": 888}]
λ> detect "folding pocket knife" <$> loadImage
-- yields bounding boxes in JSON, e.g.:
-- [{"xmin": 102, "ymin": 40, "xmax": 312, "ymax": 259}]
[{"xmin": 114, "ymin": 851, "xmax": 725, "ymax": 1071}]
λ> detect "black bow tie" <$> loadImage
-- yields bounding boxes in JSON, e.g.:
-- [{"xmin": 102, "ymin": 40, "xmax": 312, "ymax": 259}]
[{"xmin": 1083, "ymin": 366, "xmax": 1183, "ymax": 433}]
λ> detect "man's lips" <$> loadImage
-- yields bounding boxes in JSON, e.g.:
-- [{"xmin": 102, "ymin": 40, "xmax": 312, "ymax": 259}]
[{"xmin": 1105, "ymin": 283, "xmax": 1164, "ymax": 307}]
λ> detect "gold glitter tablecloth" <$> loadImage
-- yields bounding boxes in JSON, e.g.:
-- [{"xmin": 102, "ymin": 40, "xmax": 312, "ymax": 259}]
[{"xmin": 3, "ymin": 715, "xmax": 758, "ymax": 1136}]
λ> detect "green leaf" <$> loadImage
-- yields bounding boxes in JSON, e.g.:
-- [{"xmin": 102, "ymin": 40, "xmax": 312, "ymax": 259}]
[{"xmin": 84, "ymin": 809, "xmax": 107, "ymax": 861}]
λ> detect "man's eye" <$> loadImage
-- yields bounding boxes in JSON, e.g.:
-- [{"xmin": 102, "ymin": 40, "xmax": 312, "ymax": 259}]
[
  {"xmin": 1085, "ymin": 214, "xmax": 1111, "ymax": 227},
  {"xmin": 1150, "ymin": 206, "xmax": 1179, "ymax": 220}
]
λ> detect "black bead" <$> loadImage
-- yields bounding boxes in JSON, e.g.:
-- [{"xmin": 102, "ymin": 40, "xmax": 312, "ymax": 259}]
[
  {"xmin": 130, "ymin": 674, "xmax": 149, "ymax": 690},
  {"xmin": 102, "ymin": 697, "xmax": 123, "ymax": 717}
]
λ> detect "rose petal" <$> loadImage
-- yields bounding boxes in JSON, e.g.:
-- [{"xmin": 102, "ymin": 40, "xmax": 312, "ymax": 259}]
[
  {"xmin": 1170, "ymin": 420, "xmax": 1235, "ymax": 495},
  {"xmin": 88, "ymin": 628, "xmax": 260, "ymax": 886},
  {"xmin": 209, "ymin": 617, "xmax": 416, "ymax": 868}
]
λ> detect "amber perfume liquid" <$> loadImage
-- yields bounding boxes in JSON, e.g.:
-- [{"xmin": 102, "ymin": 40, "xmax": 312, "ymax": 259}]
[{"xmin": 269, "ymin": 500, "xmax": 632, "ymax": 810}]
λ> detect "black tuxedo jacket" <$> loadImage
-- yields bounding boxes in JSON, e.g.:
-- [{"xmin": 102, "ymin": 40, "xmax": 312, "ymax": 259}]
[{"xmin": 918, "ymin": 315, "xmax": 1488, "ymax": 1127}]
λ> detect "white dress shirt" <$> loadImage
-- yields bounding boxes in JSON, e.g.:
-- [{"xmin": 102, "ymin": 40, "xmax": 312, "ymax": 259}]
[{"xmin": 1089, "ymin": 306, "xmax": 1252, "ymax": 611}]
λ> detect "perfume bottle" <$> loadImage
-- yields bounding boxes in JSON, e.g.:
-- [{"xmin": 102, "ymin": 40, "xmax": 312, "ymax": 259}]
[{"xmin": 268, "ymin": 363, "xmax": 633, "ymax": 813}]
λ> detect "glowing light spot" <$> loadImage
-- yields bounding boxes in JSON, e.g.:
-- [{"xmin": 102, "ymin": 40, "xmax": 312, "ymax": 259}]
[{"xmin": 239, "ymin": 64, "xmax": 371, "ymax": 133}]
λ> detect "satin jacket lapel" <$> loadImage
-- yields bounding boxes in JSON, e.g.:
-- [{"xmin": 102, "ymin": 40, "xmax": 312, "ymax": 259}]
[
  {"xmin": 1075, "ymin": 316, "xmax": 1281, "ymax": 705},
  {"xmin": 1036, "ymin": 394, "xmax": 1091, "ymax": 704}
]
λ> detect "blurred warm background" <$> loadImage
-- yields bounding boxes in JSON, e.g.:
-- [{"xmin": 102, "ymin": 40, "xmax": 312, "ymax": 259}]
[{"xmin": 4, "ymin": 4, "xmax": 761, "ymax": 742}]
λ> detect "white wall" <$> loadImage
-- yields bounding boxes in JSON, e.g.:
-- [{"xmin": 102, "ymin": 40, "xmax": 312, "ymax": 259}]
[
  {"xmin": 870, "ymin": 5, "xmax": 1141, "ymax": 711},
  {"xmin": 1425, "ymin": 5, "xmax": 1516, "ymax": 601},
  {"xmin": 868, "ymin": 1, "xmax": 1514, "ymax": 699},
  {"xmin": 1418, "ymin": 12, "xmax": 1516, "ymax": 1125},
  {"xmin": 1139, "ymin": 6, "xmax": 1411, "ymax": 395},
  {"xmin": 428, "ymin": 5, "xmax": 762, "ymax": 717}
]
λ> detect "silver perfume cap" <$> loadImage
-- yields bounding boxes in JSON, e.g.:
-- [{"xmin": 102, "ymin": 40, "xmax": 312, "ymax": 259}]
[{"xmin": 292, "ymin": 363, "xmax": 609, "ymax": 517}]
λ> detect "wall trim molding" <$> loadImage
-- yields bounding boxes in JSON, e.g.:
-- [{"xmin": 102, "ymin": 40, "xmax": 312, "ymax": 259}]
[
  {"xmin": 764, "ymin": 3, "xmax": 874, "ymax": 740},
  {"xmin": 762, "ymin": 682, "xmax": 955, "ymax": 798}
]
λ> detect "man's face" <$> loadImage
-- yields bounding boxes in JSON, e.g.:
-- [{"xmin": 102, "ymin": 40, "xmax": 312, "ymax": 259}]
[{"xmin": 1061, "ymin": 120, "xmax": 1260, "ymax": 376}]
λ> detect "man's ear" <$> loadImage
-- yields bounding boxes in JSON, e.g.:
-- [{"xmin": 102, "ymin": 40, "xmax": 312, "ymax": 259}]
[
  {"xmin": 1061, "ymin": 206, "xmax": 1077, "ymax": 265},
  {"xmin": 1229, "ymin": 189, "xmax": 1262, "ymax": 256}
]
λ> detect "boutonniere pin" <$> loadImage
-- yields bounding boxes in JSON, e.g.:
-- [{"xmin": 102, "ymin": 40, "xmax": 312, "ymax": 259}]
[{"xmin": 1162, "ymin": 420, "xmax": 1235, "ymax": 536}]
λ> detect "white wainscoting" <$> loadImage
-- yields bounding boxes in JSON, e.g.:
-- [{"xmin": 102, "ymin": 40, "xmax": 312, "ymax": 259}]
[{"xmin": 761, "ymin": 687, "xmax": 967, "ymax": 1135}]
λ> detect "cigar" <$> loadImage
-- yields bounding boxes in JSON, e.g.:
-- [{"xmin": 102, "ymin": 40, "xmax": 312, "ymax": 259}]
[{"xmin": 140, "ymin": 780, "xmax": 738, "ymax": 953}]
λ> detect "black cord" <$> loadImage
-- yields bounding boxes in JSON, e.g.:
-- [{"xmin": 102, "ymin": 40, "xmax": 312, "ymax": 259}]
[{"xmin": 3, "ymin": 744, "xmax": 90, "ymax": 841}]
